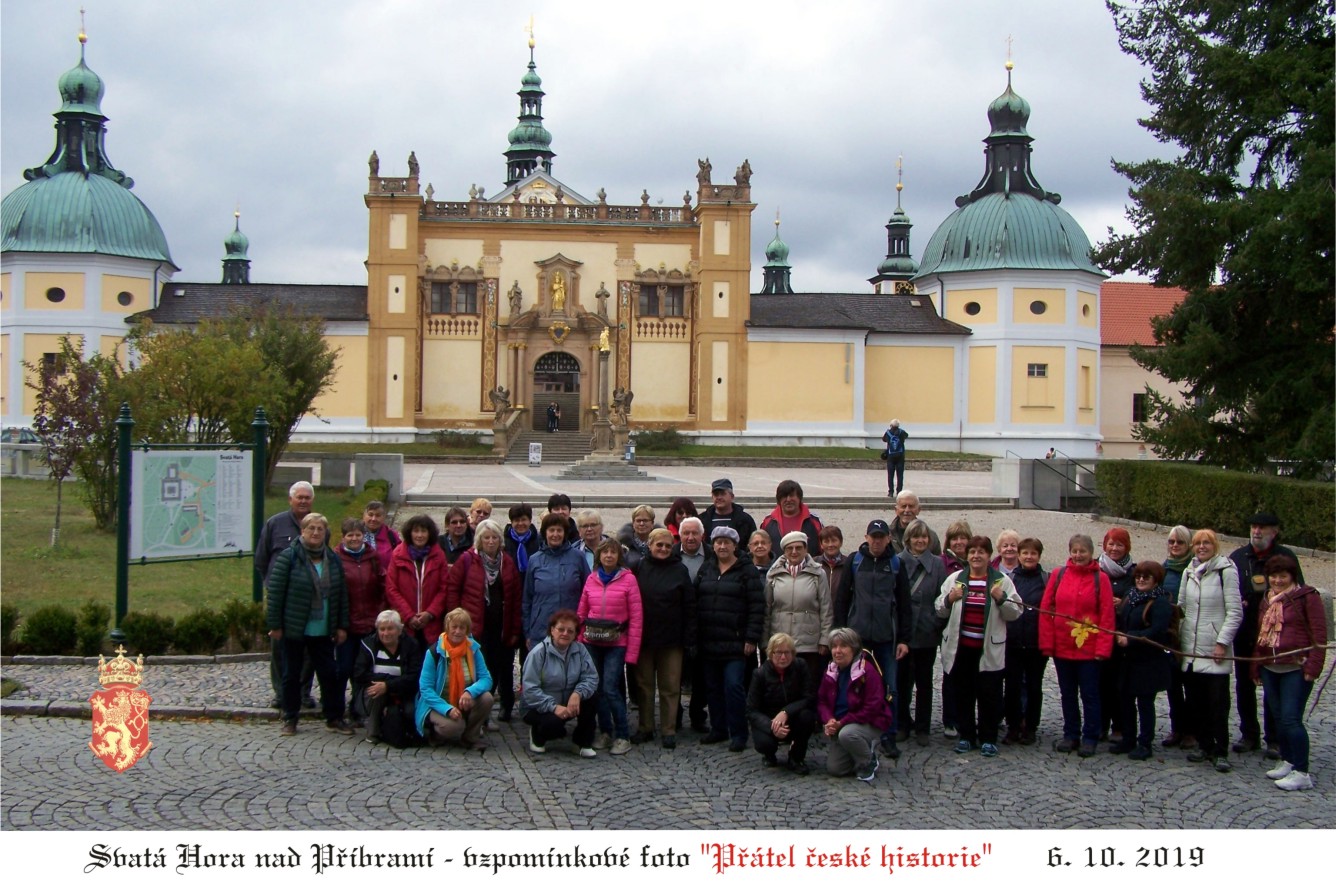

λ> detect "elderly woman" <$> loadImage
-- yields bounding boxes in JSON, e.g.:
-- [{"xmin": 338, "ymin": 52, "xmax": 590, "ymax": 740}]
[
  {"xmin": 633, "ymin": 528, "xmax": 694, "ymax": 749},
  {"xmin": 696, "ymin": 526, "xmax": 766, "ymax": 751},
  {"xmin": 445, "ymin": 518, "xmax": 524, "ymax": 722},
  {"xmin": 1160, "ymin": 525, "xmax": 1195, "ymax": 750},
  {"xmin": 468, "ymin": 497, "xmax": 493, "ymax": 530},
  {"xmin": 817, "ymin": 627, "xmax": 892, "ymax": 782},
  {"xmin": 760, "ymin": 479, "xmax": 824, "ymax": 556},
  {"xmin": 747, "ymin": 530, "xmax": 776, "ymax": 572},
  {"xmin": 936, "ymin": 535, "xmax": 1023, "ymax": 756},
  {"xmin": 336, "ymin": 517, "xmax": 384, "ymax": 726},
  {"xmin": 352, "ymin": 609, "xmax": 424, "ymax": 746},
  {"xmin": 1002, "ymin": 537, "xmax": 1049, "ymax": 745},
  {"xmin": 814, "ymin": 526, "xmax": 848, "ymax": 595},
  {"xmin": 578, "ymin": 538, "xmax": 644, "ymax": 755},
  {"xmin": 1254, "ymin": 554, "xmax": 1327, "ymax": 791},
  {"xmin": 519, "ymin": 608, "xmax": 601, "ymax": 756},
  {"xmin": 992, "ymin": 529, "xmax": 1022, "ymax": 577},
  {"xmin": 1040, "ymin": 533, "xmax": 1116, "ymax": 757},
  {"xmin": 1179, "ymin": 529, "xmax": 1243, "ymax": 772},
  {"xmin": 416, "ymin": 607, "xmax": 494, "ymax": 749},
  {"xmin": 897, "ymin": 518, "xmax": 948, "ymax": 745},
  {"xmin": 440, "ymin": 506, "xmax": 474, "ymax": 565},
  {"xmin": 939, "ymin": 520, "xmax": 972, "ymax": 739},
  {"xmin": 618, "ymin": 504, "xmax": 660, "ymax": 567},
  {"xmin": 1111, "ymin": 561, "xmax": 1176, "ymax": 761},
  {"xmin": 522, "ymin": 512, "xmax": 590, "ymax": 649},
  {"xmin": 384, "ymin": 514, "xmax": 449, "ymax": 649},
  {"xmin": 764, "ymin": 530, "xmax": 833, "ymax": 681},
  {"xmin": 266, "ymin": 513, "xmax": 351, "ymax": 736},
  {"xmin": 746, "ymin": 632, "xmax": 815, "ymax": 774}
]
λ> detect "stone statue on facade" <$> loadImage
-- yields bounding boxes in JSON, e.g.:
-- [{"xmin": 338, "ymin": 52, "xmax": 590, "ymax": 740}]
[
  {"xmin": 407, "ymin": 151, "xmax": 419, "ymax": 177},
  {"xmin": 697, "ymin": 158, "xmax": 712, "ymax": 187},
  {"xmin": 489, "ymin": 385, "xmax": 512, "ymax": 420},
  {"xmin": 610, "ymin": 387, "xmax": 634, "ymax": 428},
  {"xmin": 507, "ymin": 281, "xmax": 523, "ymax": 318},
  {"xmin": 595, "ymin": 283, "xmax": 610, "ymax": 318},
  {"xmin": 734, "ymin": 159, "xmax": 752, "ymax": 186},
  {"xmin": 368, "ymin": 151, "xmax": 379, "ymax": 176}
]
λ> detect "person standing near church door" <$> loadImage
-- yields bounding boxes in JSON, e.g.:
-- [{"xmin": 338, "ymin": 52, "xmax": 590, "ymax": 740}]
[{"xmin": 883, "ymin": 419, "xmax": 908, "ymax": 497}]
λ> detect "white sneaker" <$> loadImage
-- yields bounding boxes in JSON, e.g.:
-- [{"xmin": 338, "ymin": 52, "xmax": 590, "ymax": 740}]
[
  {"xmin": 593, "ymin": 732, "xmax": 612, "ymax": 750},
  {"xmin": 1266, "ymin": 761, "xmax": 1294, "ymax": 780},
  {"xmin": 1275, "ymin": 770, "xmax": 1314, "ymax": 792},
  {"xmin": 610, "ymin": 738, "xmax": 633, "ymax": 755},
  {"xmin": 943, "ymin": 726, "xmax": 959, "ymax": 739},
  {"xmin": 577, "ymin": 746, "xmax": 597, "ymax": 758}
]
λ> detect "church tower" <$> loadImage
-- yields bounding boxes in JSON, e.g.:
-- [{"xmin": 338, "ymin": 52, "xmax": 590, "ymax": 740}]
[{"xmin": 503, "ymin": 26, "xmax": 555, "ymax": 187}]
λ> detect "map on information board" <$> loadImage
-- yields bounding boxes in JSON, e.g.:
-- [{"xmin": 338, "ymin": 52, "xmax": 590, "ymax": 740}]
[{"xmin": 129, "ymin": 450, "xmax": 253, "ymax": 559}]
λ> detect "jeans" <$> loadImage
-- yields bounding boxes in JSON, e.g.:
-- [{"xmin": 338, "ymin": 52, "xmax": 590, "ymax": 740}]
[
  {"xmin": 886, "ymin": 455, "xmax": 905, "ymax": 495},
  {"xmin": 589, "ymin": 645, "xmax": 630, "ymax": 739},
  {"xmin": 1054, "ymin": 658, "xmax": 1101, "ymax": 744},
  {"xmin": 705, "ymin": 658, "xmax": 748, "ymax": 744},
  {"xmin": 1261, "ymin": 669, "xmax": 1313, "ymax": 772},
  {"xmin": 1119, "ymin": 687, "xmax": 1158, "ymax": 748},
  {"xmin": 867, "ymin": 640, "xmax": 899, "ymax": 739},
  {"xmin": 280, "ymin": 635, "xmax": 342, "ymax": 724}
]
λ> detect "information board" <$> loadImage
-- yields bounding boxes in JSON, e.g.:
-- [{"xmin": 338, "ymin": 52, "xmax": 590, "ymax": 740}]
[{"xmin": 129, "ymin": 449, "xmax": 253, "ymax": 559}]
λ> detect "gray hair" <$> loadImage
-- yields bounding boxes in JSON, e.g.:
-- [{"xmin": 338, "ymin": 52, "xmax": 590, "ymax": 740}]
[
  {"xmin": 289, "ymin": 480, "xmax": 314, "ymax": 497},
  {"xmin": 375, "ymin": 610, "xmax": 404, "ymax": 630},
  {"xmin": 903, "ymin": 519, "xmax": 932, "ymax": 543},
  {"xmin": 576, "ymin": 508, "xmax": 603, "ymax": 527},
  {"xmin": 1069, "ymin": 533, "xmax": 1095, "ymax": 552},
  {"xmin": 475, "ymin": 518, "xmax": 504, "ymax": 542},
  {"xmin": 1167, "ymin": 525, "xmax": 1192, "ymax": 545},
  {"xmin": 895, "ymin": 489, "xmax": 919, "ymax": 506},
  {"xmin": 828, "ymin": 627, "xmax": 862, "ymax": 652},
  {"xmin": 678, "ymin": 516, "xmax": 704, "ymax": 534}
]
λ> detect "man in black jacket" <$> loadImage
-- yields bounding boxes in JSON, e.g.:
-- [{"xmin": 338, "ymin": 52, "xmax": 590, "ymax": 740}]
[{"xmin": 699, "ymin": 478, "xmax": 757, "ymax": 545}]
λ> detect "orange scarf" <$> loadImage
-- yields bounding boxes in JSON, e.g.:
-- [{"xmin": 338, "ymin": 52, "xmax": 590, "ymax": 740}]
[{"xmin": 441, "ymin": 635, "xmax": 476, "ymax": 706}]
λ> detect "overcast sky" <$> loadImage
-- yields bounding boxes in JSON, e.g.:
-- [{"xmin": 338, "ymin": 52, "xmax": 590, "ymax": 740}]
[{"xmin": 2, "ymin": 0, "xmax": 1168, "ymax": 290}]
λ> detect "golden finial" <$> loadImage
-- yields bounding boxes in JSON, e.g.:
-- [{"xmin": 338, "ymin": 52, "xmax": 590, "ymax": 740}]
[
  {"xmin": 1005, "ymin": 35, "xmax": 1015, "ymax": 84},
  {"xmin": 525, "ymin": 15, "xmax": 535, "ymax": 51},
  {"xmin": 234, "ymin": 204, "xmax": 242, "ymax": 229},
  {"xmin": 774, "ymin": 208, "xmax": 781, "ymax": 230},
  {"xmin": 79, "ymin": 7, "xmax": 87, "ymax": 44},
  {"xmin": 896, "ymin": 155, "xmax": 904, "ymax": 193}
]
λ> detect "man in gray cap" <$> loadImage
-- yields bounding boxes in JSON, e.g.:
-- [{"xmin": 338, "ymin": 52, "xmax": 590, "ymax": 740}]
[
  {"xmin": 699, "ymin": 478, "xmax": 757, "ymax": 546},
  {"xmin": 1229, "ymin": 511, "xmax": 1304, "ymax": 757}
]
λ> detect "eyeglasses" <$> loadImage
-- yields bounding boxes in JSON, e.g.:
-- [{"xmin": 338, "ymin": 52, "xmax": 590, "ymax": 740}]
[{"xmin": 1133, "ymin": 573, "xmax": 1155, "ymax": 580}]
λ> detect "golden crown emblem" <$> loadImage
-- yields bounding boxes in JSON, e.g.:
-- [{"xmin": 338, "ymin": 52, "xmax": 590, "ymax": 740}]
[{"xmin": 97, "ymin": 646, "xmax": 145, "ymax": 687}]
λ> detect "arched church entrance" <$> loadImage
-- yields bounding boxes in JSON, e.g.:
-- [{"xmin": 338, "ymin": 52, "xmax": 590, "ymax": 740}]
[{"xmin": 533, "ymin": 351, "xmax": 582, "ymax": 431}]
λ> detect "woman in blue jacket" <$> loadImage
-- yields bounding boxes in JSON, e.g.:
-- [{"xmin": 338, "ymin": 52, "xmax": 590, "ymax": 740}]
[
  {"xmin": 416, "ymin": 608, "xmax": 493, "ymax": 749},
  {"xmin": 522, "ymin": 513, "xmax": 590, "ymax": 648}
]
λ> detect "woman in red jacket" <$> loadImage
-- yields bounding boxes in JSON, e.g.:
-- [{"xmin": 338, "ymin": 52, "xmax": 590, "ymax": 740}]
[
  {"xmin": 336, "ymin": 517, "xmax": 385, "ymax": 724},
  {"xmin": 1040, "ymin": 533, "xmax": 1116, "ymax": 757},
  {"xmin": 445, "ymin": 518, "xmax": 524, "ymax": 721},
  {"xmin": 384, "ymin": 515, "xmax": 448, "ymax": 649}
]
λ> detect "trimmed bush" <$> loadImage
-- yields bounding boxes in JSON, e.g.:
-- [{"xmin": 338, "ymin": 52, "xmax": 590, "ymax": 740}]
[
  {"xmin": 76, "ymin": 600, "xmax": 112, "ymax": 657},
  {"xmin": 172, "ymin": 607, "xmax": 229, "ymax": 655},
  {"xmin": 119, "ymin": 611, "xmax": 176, "ymax": 657},
  {"xmin": 220, "ymin": 598, "xmax": 267, "ymax": 652},
  {"xmin": 1097, "ymin": 461, "xmax": 1335, "ymax": 550},
  {"xmin": 361, "ymin": 478, "xmax": 390, "ymax": 507},
  {"xmin": 634, "ymin": 427, "xmax": 686, "ymax": 452},
  {"xmin": 1, "ymin": 603, "xmax": 19, "ymax": 656},
  {"xmin": 20, "ymin": 605, "xmax": 78, "ymax": 655}
]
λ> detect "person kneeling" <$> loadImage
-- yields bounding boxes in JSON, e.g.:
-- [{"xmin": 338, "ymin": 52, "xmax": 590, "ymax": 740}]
[
  {"xmin": 519, "ymin": 609, "xmax": 601, "ymax": 756},
  {"xmin": 416, "ymin": 608, "xmax": 494, "ymax": 750},
  {"xmin": 818, "ymin": 627, "xmax": 892, "ymax": 782},
  {"xmin": 353, "ymin": 610, "xmax": 425, "ymax": 746},
  {"xmin": 747, "ymin": 633, "xmax": 816, "ymax": 775}
]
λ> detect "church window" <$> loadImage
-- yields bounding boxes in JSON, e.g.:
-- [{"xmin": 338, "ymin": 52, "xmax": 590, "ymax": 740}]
[
  {"xmin": 46, "ymin": 287, "xmax": 65, "ymax": 303},
  {"xmin": 1132, "ymin": 392, "xmax": 1148, "ymax": 423},
  {"xmin": 638, "ymin": 284, "xmax": 685, "ymax": 317},
  {"xmin": 964, "ymin": 301, "xmax": 981, "ymax": 316},
  {"xmin": 1026, "ymin": 363, "xmax": 1048, "ymax": 378},
  {"xmin": 430, "ymin": 282, "xmax": 478, "ymax": 314},
  {"xmin": 1029, "ymin": 300, "xmax": 1047, "ymax": 315},
  {"xmin": 117, "ymin": 291, "xmax": 134, "ymax": 307}
]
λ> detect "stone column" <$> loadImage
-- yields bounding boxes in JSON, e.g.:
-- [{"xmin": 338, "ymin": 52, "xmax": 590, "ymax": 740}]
[{"xmin": 591, "ymin": 347, "xmax": 615, "ymax": 453}]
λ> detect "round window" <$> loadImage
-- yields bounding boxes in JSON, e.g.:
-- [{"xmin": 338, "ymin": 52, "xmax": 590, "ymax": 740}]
[
  {"xmin": 46, "ymin": 287, "xmax": 65, "ymax": 303},
  {"xmin": 117, "ymin": 291, "xmax": 134, "ymax": 307},
  {"xmin": 1030, "ymin": 300, "xmax": 1047, "ymax": 315},
  {"xmin": 964, "ymin": 301, "xmax": 981, "ymax": 316}
]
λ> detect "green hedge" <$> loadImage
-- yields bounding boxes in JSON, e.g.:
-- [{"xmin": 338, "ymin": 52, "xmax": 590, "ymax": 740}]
[{"xmin": 1097, "ymin": 461, "xmax": 1334, "ymax": 551}]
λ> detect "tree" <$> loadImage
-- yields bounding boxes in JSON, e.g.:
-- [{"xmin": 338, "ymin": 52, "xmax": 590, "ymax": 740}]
[
  {"xmin": 23, "ymin": 338, "xmax": 126, "ymax": 532},
  {"xmin": 1095, "ymin": 1, "xmax": 1334, "ymax": 477}
]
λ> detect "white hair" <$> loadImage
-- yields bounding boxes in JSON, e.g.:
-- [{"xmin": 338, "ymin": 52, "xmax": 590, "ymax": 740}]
[
  {"xmin": 678, "ymin": 516, "xmax": 704, "ymax": 534},
  {"xmin": 375, "ymin": 610, "xmax": 403, "ymax": 629},
  {"xmin": 289, "ymin": 480, "xmax": 314, "ymax": 497}
]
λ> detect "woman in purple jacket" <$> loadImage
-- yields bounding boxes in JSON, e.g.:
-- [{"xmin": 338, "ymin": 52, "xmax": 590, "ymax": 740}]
[{"xmin": 817, "ymin": 627, "xmax": 893, "ymax": 783}]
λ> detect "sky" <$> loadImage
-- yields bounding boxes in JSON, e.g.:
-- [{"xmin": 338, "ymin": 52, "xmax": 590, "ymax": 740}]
[{"xmin": 1, "ymin": 0, "xmax": 1170, "ymax": 290}]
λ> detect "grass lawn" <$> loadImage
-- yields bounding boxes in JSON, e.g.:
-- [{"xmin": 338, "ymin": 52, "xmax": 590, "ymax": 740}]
[{"xmin": 1, "ymin": 478, "xmax": 380, "ymax": 623}]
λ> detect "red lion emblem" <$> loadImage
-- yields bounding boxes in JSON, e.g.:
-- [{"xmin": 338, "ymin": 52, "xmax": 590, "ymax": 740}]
[{"xmin": 89, "ymin": 647, "xmax": 153, "ymax": 772}]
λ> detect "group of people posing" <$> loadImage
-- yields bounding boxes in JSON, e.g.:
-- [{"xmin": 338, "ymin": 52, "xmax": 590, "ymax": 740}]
[{"xmin": 258, "ymin": 481, "xmax": 1326, "ymax": 791}]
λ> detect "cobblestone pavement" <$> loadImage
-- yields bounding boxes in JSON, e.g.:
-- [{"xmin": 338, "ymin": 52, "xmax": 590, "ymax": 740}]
[{"xmin": 4, "ymin": 659, "xmax": 1332, "ymax": 831}]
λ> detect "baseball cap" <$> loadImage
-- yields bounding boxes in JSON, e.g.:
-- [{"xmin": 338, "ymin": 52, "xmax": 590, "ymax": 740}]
[
  {"xmin": 711, "ymin": 478, "xmax": 734, "ymax": 493},
  {"xmin": 866, "ymin": 519, "xmax": 891, "ymax": 536}
]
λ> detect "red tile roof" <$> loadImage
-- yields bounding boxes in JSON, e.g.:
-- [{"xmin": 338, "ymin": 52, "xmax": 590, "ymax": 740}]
[{"xmin": 1101, "ymin": 280, "xmax": 1186, "ymax": 346}]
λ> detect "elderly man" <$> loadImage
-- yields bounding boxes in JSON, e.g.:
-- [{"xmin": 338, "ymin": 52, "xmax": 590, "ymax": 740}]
[
  {"xmin": 255, "ymin": 481, "xmax": 319, "ymax": 708},
  {"xmin": 888, "ymin": 490, "xmax": 941, "ymax": 556},
  {"xmin": 675, "ymin": 516, "xmax": 708, "ymax": 583},
  {"xmin": 1229, "ymin": 511, "xmax": 1304, "ymax": 758},
  {"xmin": 700, "ymin": 478, "xmax": 758, "ymax": 545},
  {"xmin": 676, "ymin": 514, "xmax": 709, "ymax": 733},
  {"xmin": 882, "ymin": 419, "xmax": 908, "ymax": 497},
  {"xmin": 352, "ymin": 610, "xmax": 424, "ymax": 745}
]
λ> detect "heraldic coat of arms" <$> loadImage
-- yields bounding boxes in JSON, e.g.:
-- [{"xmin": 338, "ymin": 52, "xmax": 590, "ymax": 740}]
[{"xmin": 89, "ymin": 646, "xmax": 153, "ymax": 772}]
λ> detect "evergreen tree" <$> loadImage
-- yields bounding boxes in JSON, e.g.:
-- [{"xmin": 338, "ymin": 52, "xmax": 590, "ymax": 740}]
[{"xmin": 1095, "ymin": 0, "xmax": 1334, "ymax": 477}]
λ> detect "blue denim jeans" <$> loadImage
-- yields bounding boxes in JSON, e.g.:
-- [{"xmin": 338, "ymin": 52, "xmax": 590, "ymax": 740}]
[
  {"xmin": 868, "ymin": 640, "xmax": 898, "ymax": 741},
  {"xmin": 705, "ymin": 658, "xmax": 748, "ymax": 744},
  {"xmin": 589, "ymin": 644, "xmax": 629, "ymax": 739},
  {"xmin": 1054, "ymin": 658, "xmax": 1101, "ymax": 744},
  {"xmin": 1261, "ymin": 668, "xmax": 1313, "ymax": 772}
]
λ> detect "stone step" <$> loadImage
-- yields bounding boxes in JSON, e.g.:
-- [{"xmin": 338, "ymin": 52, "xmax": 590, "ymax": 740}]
[{"xmin": 404, "ymin": 492, "xmax": 1015, "ymax": 510}]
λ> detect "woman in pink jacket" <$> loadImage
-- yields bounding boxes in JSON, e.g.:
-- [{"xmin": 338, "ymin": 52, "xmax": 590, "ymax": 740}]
[
  {"xmin": 1039, "ymin": 533, "xmax": 1116, "ymax": 757},
  {"xmin": 384, "ymin": 515, "xmax": 449, "ymax": 648},
  {"xmin": 578, "ymin": 538, "xmax": 643, "ymax": 755}
]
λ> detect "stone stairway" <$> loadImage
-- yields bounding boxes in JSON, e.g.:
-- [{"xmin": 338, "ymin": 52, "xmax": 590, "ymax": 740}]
[
  {"xmin": 555, "ymin": 453, "xmax": 653, "ymax": 480},
  {"xmin": 504, "ymin": 428, "xmax": 591, "ymax": 465}
]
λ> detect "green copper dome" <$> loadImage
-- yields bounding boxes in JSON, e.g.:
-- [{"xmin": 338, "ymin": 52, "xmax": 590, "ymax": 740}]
[
  {"xmin": 223, "ymin": 218, "xmax": 249, "ymax": 260},
  {"xmin": 2, "ymin": 172, "xmax": 174, "ymax": 264},
  {"xmin": 986, "ymin": 83, "xmax": 1030, "ymax": 137},
  {"xmin": 57, "ymin": 53, "xmax": 105, "ymax": 116},
  {"xmin": 507, "ymin": 121, "xmax": 553, "ymax": 150},
  {"xmin": 764, "ymin": 232, "xmax": 789, "ymax": 265}
]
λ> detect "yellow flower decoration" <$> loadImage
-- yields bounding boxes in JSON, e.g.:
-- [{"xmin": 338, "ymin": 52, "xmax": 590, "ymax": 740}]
[{"xmin": 1068, "ymin": 618, "xmax": 1101, "ymax": 649}]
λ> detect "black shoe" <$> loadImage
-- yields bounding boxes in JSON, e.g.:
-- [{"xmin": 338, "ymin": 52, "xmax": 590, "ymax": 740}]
[
  {"xmin": 789, "ymin": 759, "xmax": 810, "ymax": 776},
  {"xmin": 1108, "ymin": 741, "xmax": 1134, "ymax": 755},
  {"xmin": 1053, "ymin": 738, "xmax": 1077, "ymax": 754},
  {"xmin": 1077, "ymin": 741, "xmax": 1097, "ymax": 758},
  {"xmin": 699, "ymin": 733, "xmax": 727, "ymax": 745},
  {"xmin": 1186, "ymin": 750, "xmax": 1208, "ymax": 763},
  {"xmin": 269, "ymin": 697, "xmax": 282, "ymax": 710},
  {"xmin": 880, "ymin": 739, "xmax": 901, "ymax": 759},
  {"xmin": 630, "ymin": 730, "xmax": 656, "ymax": 744},
  {"xmin": 1128, "ymin": 745, "xmax": 1152, "ymax": 761},
  {"xmin": 728, "ymin": 738, "xmax": 747, "ymax": 752},
  {"xmin": 1231, "ymin": 736, "xmax": 1259, "ymax": 754},
  {"xmin": 498, "ymin": 708, "xmax": 513, "ymax": 723},
  {"xmin": 1161, "ymin": 731, "xmax": 1181, "ymax": 748},
  {"xmin": 1263, "ymin": 744, "xmax": 1281, "ymax": 761},
  {"xmin": 915, "ymin": 730, "xmax": 930, "ymax": 747},
  {"xmin": 690, "ymin": 720, "xmax": 709, "ymax": 734},
  {"xmin": 1213, "ymin": 756, "xmax": 1232, "ymax": 773},
  {"xmin": 661, "ymin": 736, "xmax": 677, "ymax": 750},
  {"xmin": 761, "ymin": 752, "xmax": 779, "ymax": 768},
  {"xmin": 302, "ymin": 696, "xmax": 318, "ymax": 710}
]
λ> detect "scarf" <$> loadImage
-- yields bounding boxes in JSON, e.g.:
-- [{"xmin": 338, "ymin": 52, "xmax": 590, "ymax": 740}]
[
  {"xmin": 408, "ymin": 544, "xmax": 432, "ymax": 563},
  {"xmin": 442, "ymin": 635, "xmax": 476, "ymax": 707},
  {"xmin": 478, "ymin": 549, "xmax": 502, "ymax": 586},
  {"xmin": 343, "ymin": 543, "xmax": 366, "ymax": 556},
  {"xmin": 1099, "ymin": 552, "xmax": 1132, "ymax": 579},
  {"xmin": 1126, "ymin": 586, "xmax": 1157, "ymax": 610},
  {"xmin": 509, "ymin": 527, "xmax": 534, "ymax": 573},
  {"xmin": 596, "ymin": 565, "xmax": 619, "ymax": 585},
  {"xmin": 785, "ymin": 558, "xmax": 803, "ymax": 578},
  {"xmin": 302, "ymin": 544, "xmax": 328, "ymax": 618},
  {"xmin": 1258, "ymin": 588, "xmax": 1290, "ymax": 649},
  {"xmin": 1163, "ymin": 553, "xmax": 1191, "ymax": 574},
  {"xmin": 764, "ymin": 504, "xmax": 815, "ymax": 538}
]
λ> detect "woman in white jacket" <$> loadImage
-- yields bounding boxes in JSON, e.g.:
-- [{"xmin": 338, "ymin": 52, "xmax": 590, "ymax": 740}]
[
  {"xmin": 1178, "ymin": 529, "xmax": 1243, "ymax": 772},
  {"xmin": 764, "ymin": 531, "xmax": 833, "ymax": 681}
]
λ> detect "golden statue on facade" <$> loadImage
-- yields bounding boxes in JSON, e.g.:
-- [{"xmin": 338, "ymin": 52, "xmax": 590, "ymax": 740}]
[{"xmin": 551, "ymin": 271, "xmax": 567, "ymax": 311}]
